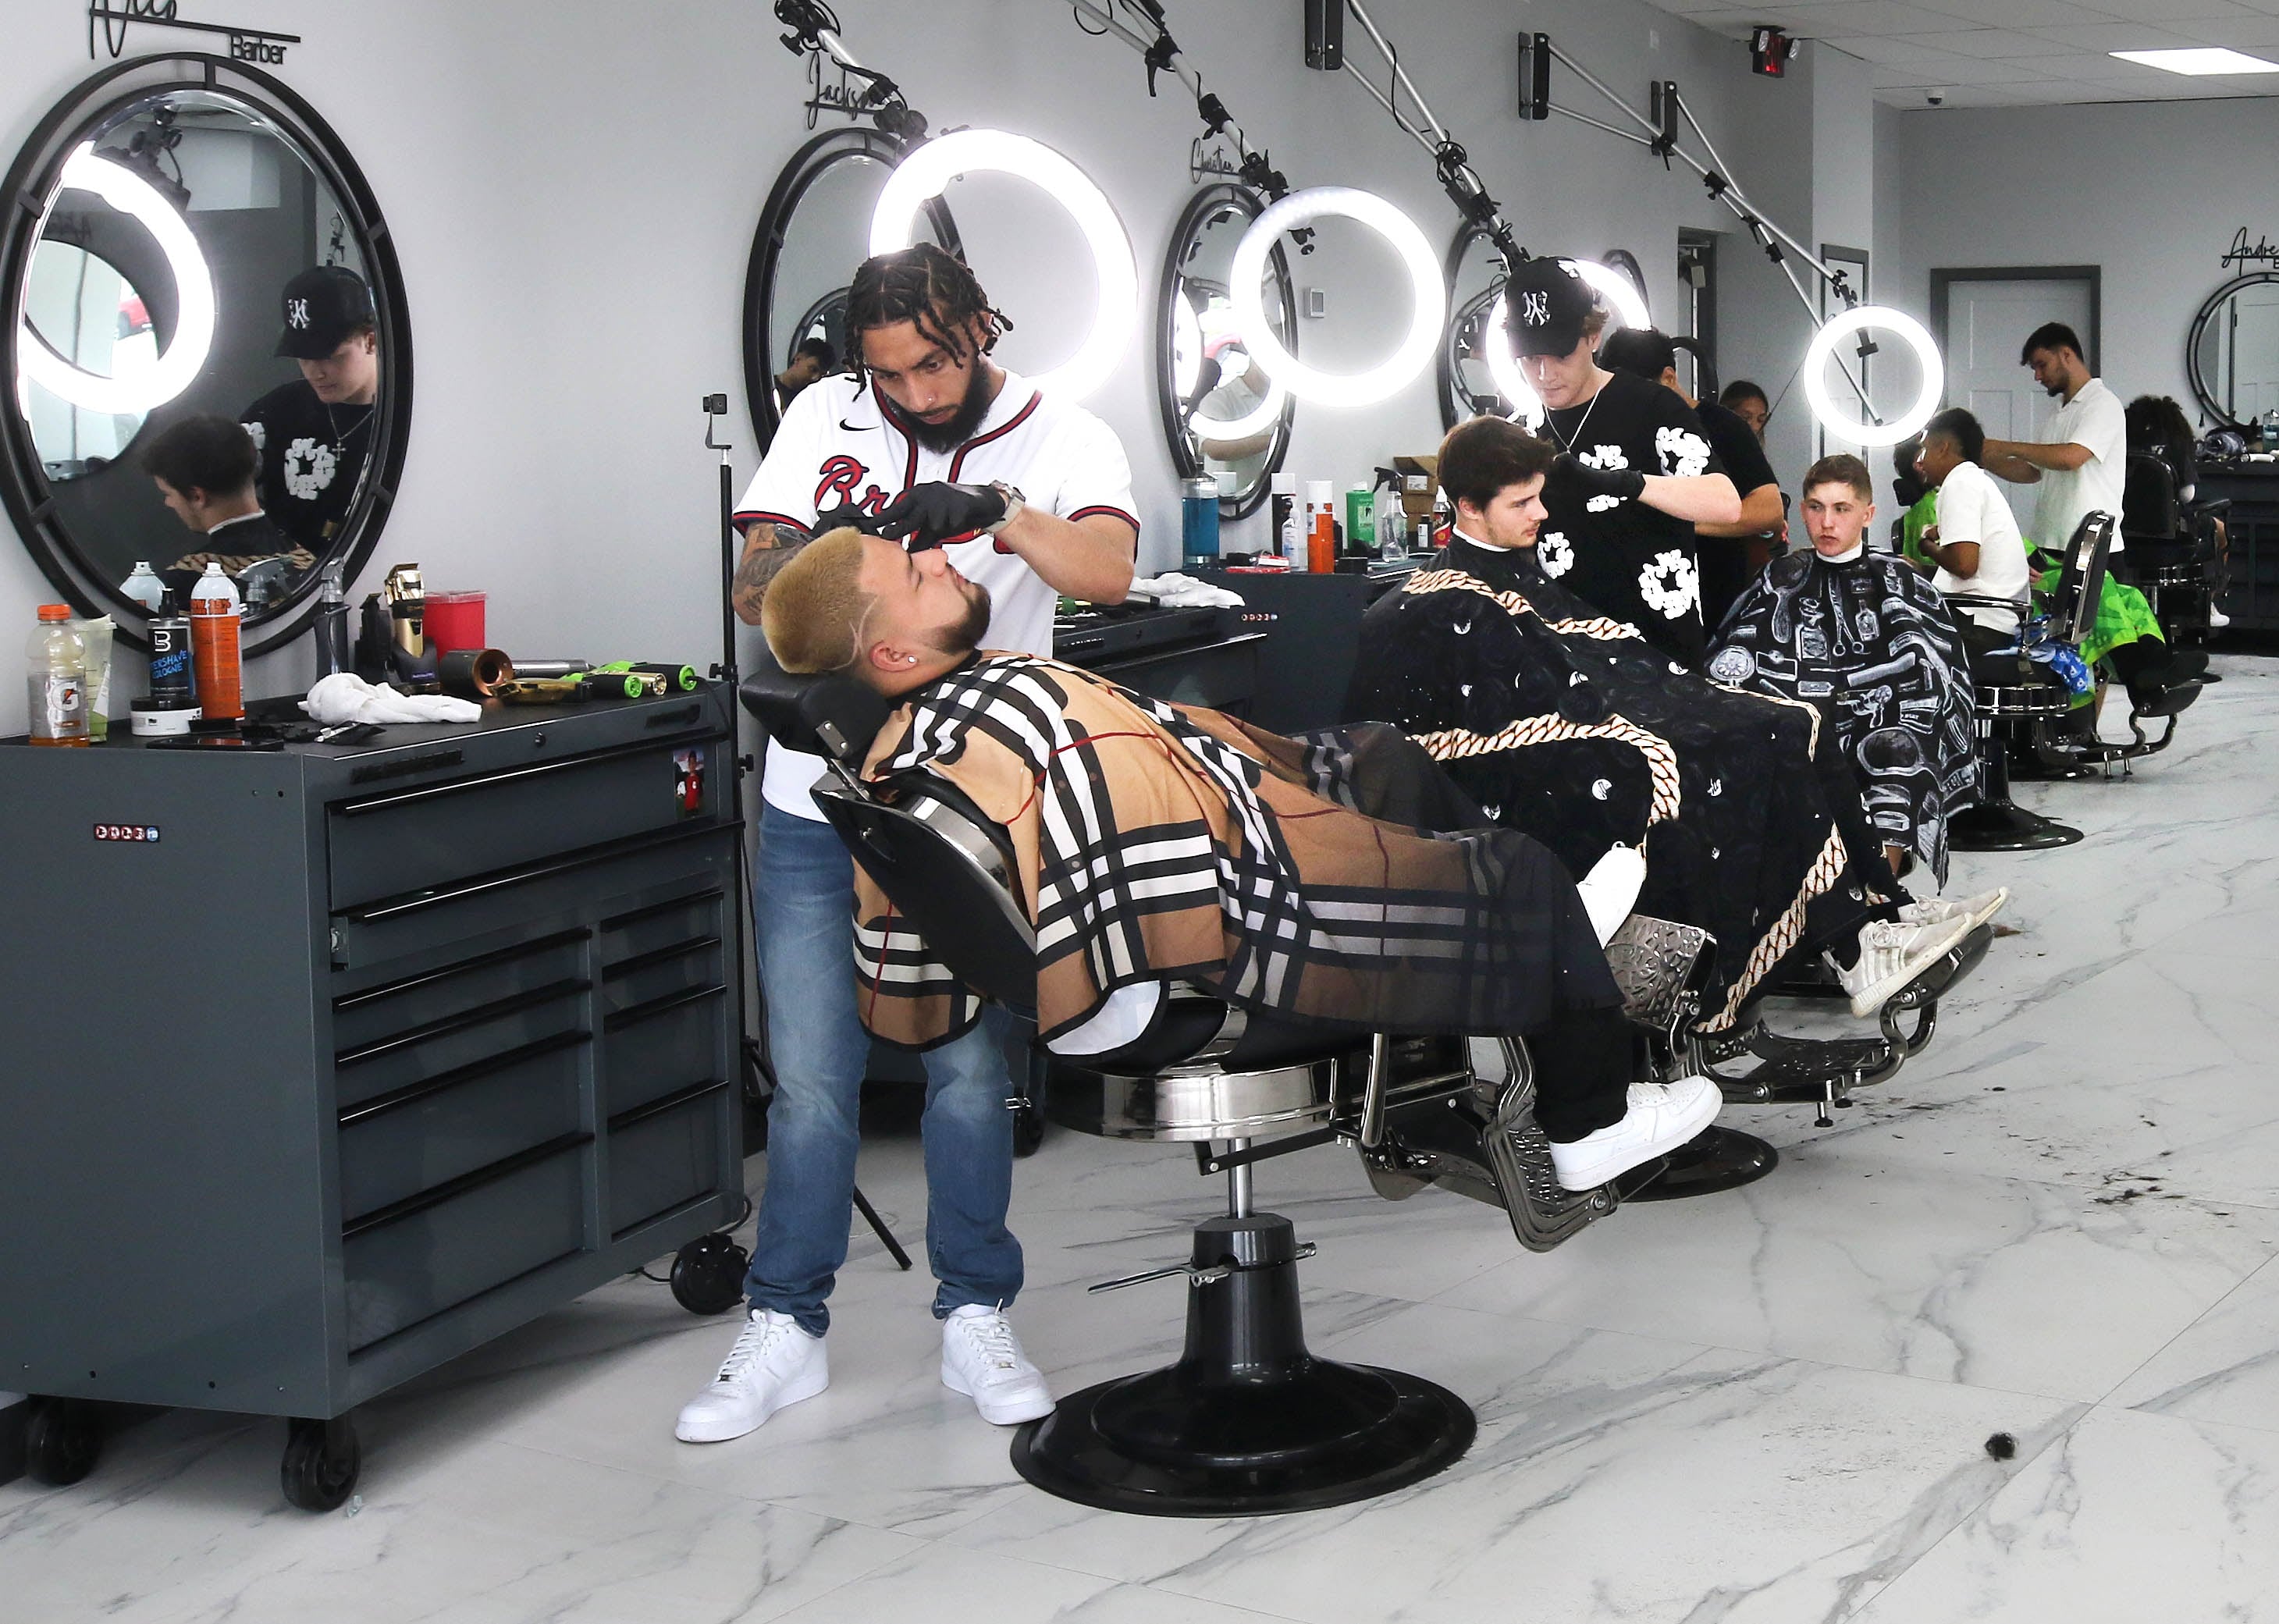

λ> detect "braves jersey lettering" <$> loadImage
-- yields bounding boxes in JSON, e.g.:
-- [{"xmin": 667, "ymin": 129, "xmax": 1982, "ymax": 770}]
[{"xmin": 813, "ymin": 455, "xmax": 892, "ymax": 513}]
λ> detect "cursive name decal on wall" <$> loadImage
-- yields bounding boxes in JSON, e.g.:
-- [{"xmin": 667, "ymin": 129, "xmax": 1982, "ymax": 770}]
[
  {"xmin": 2221, "ymin": 227, "xmax": 2279, "ymax": 270},
  {"xmin": 87, "ymin": 2, "xmax": 300, "ymax": 64}
]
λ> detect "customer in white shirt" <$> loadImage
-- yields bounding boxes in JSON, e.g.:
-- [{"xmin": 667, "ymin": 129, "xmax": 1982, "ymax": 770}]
[
  {"xmin": 1981, "ymin": 321, "xmax": 2128, "ymax": 556},
  {"xmin": 1914, "ymin": 407, "xmax": 2031, "ymax": 645}
]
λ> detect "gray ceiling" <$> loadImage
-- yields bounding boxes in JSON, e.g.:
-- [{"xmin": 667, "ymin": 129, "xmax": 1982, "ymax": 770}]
[{"xmin": 1644, "ymin": 0, "xmax": 2279, "ymax": 107}]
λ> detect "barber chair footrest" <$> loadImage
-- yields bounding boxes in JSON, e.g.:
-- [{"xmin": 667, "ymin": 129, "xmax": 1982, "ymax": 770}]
[
  {"xmin": 1708, "ymin": 1029, "xmax": 1892, "ymax": 1109},
  {"xmin": 1948, "ymin": 800, "xmax": 2083, "ymax": 852},
  {"xmin": 1616, "ymin": 1125, "xmax": 1779, "ymax": 1201},
  {"xmin": 1012, "ymin": 1214, "xmax": 1474, "ymax": 1516}
]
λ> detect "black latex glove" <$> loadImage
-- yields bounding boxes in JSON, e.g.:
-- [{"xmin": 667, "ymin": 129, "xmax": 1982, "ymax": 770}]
[
  {"xmin": 1554, "ymin": 453, "xmax": 1647, "ymax": 505},
  {"xmin": 813, "ymin": 499, "xmax": 885, "ymax": 537},
  {"xmin": 868, "ymin": 482, "xmax": 1008, "ymax": 552}
]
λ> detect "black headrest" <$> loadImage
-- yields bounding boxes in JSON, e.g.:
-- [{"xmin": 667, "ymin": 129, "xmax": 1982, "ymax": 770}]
[
  {"xmin": 739, "ymin": 645, "xmax": 891, "ymax": 765},
  {"xmin": 2048, "ymin": 512, "xmax": 2113, "ymax": 648}
]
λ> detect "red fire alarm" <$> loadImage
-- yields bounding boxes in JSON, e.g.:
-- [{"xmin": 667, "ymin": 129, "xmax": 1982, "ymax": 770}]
[{"xmin": 1750, "ymin": 26, "xmax": 1795, "ymax": 77}]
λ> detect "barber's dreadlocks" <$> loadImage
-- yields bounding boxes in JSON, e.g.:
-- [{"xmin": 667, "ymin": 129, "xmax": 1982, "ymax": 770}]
[{"xmin": 844, "ymin": 242, "xmax": 1011, "ymax": 397}]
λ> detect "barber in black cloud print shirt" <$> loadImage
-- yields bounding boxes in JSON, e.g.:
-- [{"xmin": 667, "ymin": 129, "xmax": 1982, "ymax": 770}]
[
  {"xmin": 1504, "ymin": 255, "xmax": 1740, "ymax": 666},
  {"xmin": 240, "ymin": 265, "xmax": 381, "ymax": 549}
]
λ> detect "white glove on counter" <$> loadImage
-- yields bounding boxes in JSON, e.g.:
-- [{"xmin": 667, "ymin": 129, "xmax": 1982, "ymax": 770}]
[{"xmin": 301, "ymin": 673, "xmax": 482, "ymax": 725}]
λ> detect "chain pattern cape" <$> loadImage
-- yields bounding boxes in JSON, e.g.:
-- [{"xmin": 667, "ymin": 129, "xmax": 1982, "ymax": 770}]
[
  {"xmin": 1709, "ymin": 548, "xmax": 1978, "ymax": 886},
  {"xmin": 845, "ymin": 654, "xmax": 1620, "ymax": 1051},
  {"xmin": 1349, "ymin": 541, "xmax": 1858, "ymax": 1031}
]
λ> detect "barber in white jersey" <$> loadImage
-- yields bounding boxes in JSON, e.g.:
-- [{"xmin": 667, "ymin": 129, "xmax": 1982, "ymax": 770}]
[{"xmin": 675, "ymin": 243, "xmax": 1138, "ymax": 1446}]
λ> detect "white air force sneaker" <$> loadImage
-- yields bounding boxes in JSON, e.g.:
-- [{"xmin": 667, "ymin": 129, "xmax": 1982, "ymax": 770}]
[
  {"xmin": 674, "ymin": 1308, "xmax": 828, "ymax": 1443},
  {"xmin": 940, "ymin": 1305, "xmax": 1054, "ymax": 1425}
]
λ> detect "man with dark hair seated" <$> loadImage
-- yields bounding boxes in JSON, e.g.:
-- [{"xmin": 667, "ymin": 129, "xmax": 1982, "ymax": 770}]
[
  {"xmin": 1711, "ymin": 456, "xmax": 1979, "ymax": 887},
  {"xmin": 1349, "ymin": 418, "xmax": 1995, "ymax": 1030},
  {"xmin": 143, "ymin": 413, "xmax": 315, "ymax": 599},
  {"xmin": 759, "ymin": 524, "xmax": 1725, "ymax": 1193}
]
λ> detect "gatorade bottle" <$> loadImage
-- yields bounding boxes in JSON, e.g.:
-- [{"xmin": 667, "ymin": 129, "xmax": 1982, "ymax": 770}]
[
  {"xmin": 189, "ymin": 563, "xmax": 244, "ymax": 722},
  {"xmin": 27, "ymin": 604, "xmax": 90, "ymax": 747}
]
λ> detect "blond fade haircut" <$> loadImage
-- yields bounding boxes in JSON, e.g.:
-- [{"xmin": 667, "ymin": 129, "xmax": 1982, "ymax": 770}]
[{"xmin": 760, "ymin": 526, "xmax": 876, "ymax": 673}]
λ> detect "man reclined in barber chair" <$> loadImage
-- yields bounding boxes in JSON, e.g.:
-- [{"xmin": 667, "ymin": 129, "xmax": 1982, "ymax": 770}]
[
  {"xmin": 757, "ymin": 524, "xmax": 1722, "ymax": 1195},
  {"xmin": 1349, "ymin": 418, "xmax": 1999, "ymax": 1045}
]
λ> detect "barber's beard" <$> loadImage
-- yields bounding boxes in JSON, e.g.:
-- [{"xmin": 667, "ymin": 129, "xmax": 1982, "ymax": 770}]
[{"xmin": 901, "ymin": 361, "xmax": 994, "ymax": 453}]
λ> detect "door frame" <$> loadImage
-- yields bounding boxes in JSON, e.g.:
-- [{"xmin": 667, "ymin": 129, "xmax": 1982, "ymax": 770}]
[
  {"xmin": 1819, "ymin": 243, "xmax": 1871, "ymax": 458},
  {"xmin": 1929, "ymin": 265, "xmax": 2103, "ymax": 374}
]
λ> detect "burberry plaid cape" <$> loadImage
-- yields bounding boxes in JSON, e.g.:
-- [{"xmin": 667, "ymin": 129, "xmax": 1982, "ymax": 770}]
[{"xmin": 847, "ymin": 654, "xmax": 1620, "ymax": 1051}]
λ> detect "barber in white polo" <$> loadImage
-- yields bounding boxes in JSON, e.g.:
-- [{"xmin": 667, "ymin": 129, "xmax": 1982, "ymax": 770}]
[
  {"xmin": 675, "ymin": 242, "xmax": 1138, "ymax": 1445},
  {"xmin": 1982, "ymin": 320, "xmax": 2128, "ymax": 559}
]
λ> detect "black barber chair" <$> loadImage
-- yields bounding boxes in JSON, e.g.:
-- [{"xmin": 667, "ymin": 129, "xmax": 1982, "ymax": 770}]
[
  {"xmin": 738, "ymin": 652, "xmax": 1706, "ymax": 1516},
  {"xmin": 1948, "ymin": 513, "xmax": 2112, "ymax": 851},
  {"xmin": 2120, "ymin": 450, "xmax": 2227, "ymax": 646}
]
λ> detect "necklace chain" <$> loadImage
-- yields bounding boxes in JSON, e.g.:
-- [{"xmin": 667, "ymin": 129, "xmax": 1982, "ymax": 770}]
[
  {"xmin": 1544, "ymin": 382, "xmax": 1603, "ymax": 454},
  {"xmin": 325, "ymin": 401, "xmax": 375, "ymax": 450}
]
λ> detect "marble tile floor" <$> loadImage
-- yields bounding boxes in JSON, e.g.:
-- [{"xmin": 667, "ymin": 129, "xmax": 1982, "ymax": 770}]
[{"xmin": 9, "ymin": 659, "xmax": 2279, "ymax": 1622}]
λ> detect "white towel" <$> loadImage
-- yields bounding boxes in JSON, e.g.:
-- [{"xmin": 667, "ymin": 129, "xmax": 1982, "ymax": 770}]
[
  {"xmin": 301, "ymin": 673, "xmax": 482, "ymax": 725},
  {"xmin": 1132, "ymin": 571, "xmax": 1245, "ymax": 609}
]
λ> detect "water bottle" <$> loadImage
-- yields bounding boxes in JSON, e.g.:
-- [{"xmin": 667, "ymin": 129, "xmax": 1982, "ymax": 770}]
[
  {"xmin": 1269, "ymin": 472, "xmax": 1298, "ymax": 560},
  {"xmin": 189, "ymin": 563, "xmax": 244, "ymax": 722},
  {"xmin": 26, "ymin": 604, "xmax": 90, "ymax": 747},
  {"xmin": 1180, "ymin": 476, "xmax": 1221, "ymax": 573},
  {"xmin": 119, "ymin": 561, "xmax": 165, "ymax": 613}
]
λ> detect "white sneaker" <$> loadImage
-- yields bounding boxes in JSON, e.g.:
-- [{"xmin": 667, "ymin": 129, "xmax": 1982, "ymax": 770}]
[
  {"xmin": 940, "ymin": 1305, "xmax": 1054, "ymax": 1425},
  {"xmin": 1836, "ymin": 915, "xmax": 1973, "ymax": 1018},
  {"xmin": 1577, "ymin": 844, "xmax": 1648, "ymax": 946},
  {"xmin": 1548, "ymin": 1076, "xmax": 1723, "ymax": 1191},
  {"xmin": 674, "ymin": 1309, "xmax": 827, "ymax": 1443},
  {"xmin": 2210, "ymin": 606, "xmax": 2231, "ymax": 629},
  {"xmin": 1898, "ymin": 887, "xmax": 2007, "ymax": 934}
]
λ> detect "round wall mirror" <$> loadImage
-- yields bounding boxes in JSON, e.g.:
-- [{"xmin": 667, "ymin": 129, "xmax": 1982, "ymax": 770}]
[
  {"xmin": 1154, "ymin": 184, "xmax": 1296, "ymax": 517},
  {"xmin": 1438, "ymin": 222, "xmax": 1513, "ymax": 430},
  {"xmin": 0, "ymin": 55, "xmax": 410, "ymax": 652},
  {"xmin": 744, "ymin": 127, "xmax": 960, "ymax": 448},
  {"xmin": 2187, "ymin": 271, "xmax": 2279, "ymax": 431}
]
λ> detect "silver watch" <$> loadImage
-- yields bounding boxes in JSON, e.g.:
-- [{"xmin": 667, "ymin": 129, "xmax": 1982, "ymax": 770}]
[{"xmin": 984, "ymin": 482, "xmax": 1026, "ymax": 535}]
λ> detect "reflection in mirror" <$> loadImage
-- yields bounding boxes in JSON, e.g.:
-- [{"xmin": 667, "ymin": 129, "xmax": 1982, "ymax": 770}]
[
  {"xmin": 2188, "ymin": 272, "xmax": 2279, "ymax": 430},
  {"xmin": 2, "ymin": 60, "xmax": 407, "ymax": 649},
  {"xmin": 1155, "ymin": 185, "xmax": 1294, "ymax": 519},
  {"xmin": 747, "ymin": 128, "xmax": 958, "ymax": 445}
]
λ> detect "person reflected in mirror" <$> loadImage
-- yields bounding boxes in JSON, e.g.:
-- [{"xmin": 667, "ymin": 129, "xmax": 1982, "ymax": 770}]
[
  {"xmin": 1719, "ymin": 380, "xmax": 1772, "ymax": 442},
  {"xmin": 773, "ymin": 336, "xmax": 837, "ymax": 410},
  {"xmin": 1599, "ymin": 327, "xmax": 1786, "ymax": 628},
  {"xmin": 1507, "ymin": 256, "xmax": 1740, "ymax": 667},
  {"xmin": 1981, "ymin": 322, "xmax": 2127, "ymax": 564},
  {"xmin": 240, "ymin": 266, "xmax": 379, "ymax": 551},
  {"xmin": 144, "ymin": 414, "xmax": 315, "ymax": 603}
]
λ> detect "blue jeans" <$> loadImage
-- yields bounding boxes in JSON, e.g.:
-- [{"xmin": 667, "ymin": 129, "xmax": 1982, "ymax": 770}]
[{"xmin": 744, "ymin": 801, "xmax": 1023, "ymax": 1335}]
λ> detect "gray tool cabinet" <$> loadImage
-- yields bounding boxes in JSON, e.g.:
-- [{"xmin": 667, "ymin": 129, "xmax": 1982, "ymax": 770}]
[{"xmin": 0, "ymin": 685, "xmax": 747, "ymax": 1509}]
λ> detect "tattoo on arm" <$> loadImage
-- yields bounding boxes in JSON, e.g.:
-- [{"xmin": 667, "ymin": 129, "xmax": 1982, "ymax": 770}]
[{"xmin": 731, "ymin": 521, "xmax": 812, "ymax": 625}]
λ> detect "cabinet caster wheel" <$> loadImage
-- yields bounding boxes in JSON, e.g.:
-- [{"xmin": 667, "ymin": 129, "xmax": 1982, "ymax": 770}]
[
  {"xmin": 670, "ymin": 1233, "xmax": 749, "ymax": 1315},
  {"xmin": 1013, "ymin": 1100, "xmax": 1047, "ymax": 1159},
  {"xmin": 23, "ymin": 1398, "xmax": 100, "ymax": 1487},
  {"xmin": 281, "ymin": 1417, "xmax": 361, "ymax": 1512}
]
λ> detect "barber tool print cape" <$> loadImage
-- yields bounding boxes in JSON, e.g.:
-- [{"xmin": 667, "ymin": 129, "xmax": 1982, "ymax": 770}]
[
  {"xmin": 846, "ymin": 654, "xmax": 1619, "ymax": 1051},
  {"xmin": 1351, "ymin": 538, "xmax": 1870, "ymax": 1032},
  {"xmin": 1711, "ymin": 549, "xmax": 1977, "ymax": 887}
]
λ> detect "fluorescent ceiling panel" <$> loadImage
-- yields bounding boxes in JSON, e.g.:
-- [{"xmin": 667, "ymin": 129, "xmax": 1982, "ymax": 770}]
[{"xmin": 2108, "ymin": 46, "xmax": 2279, "ymax": 73}]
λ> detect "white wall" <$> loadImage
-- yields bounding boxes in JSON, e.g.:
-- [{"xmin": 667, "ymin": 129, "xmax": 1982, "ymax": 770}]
[
  {"xmin": 0, "ymin": 0, "xmax": 1876, "ymax": 730},
  {"xmin": 1876, "ymin": 97, "xmax": 2279, "ymax": 428}
]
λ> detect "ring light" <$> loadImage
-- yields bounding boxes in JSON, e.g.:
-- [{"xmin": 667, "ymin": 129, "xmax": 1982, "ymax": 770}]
[
  {"xmin": 870, "ymin": 129, "xmax": 1136, "ymax": 403},
  {"xmin": 19, "ymin": 143, "xmax": 216, "ymax": 416},
  {"xmin": 1230, "ymin": 187, "xmax": 1444, "ymax": 408},
  {"xmin": 1483, "ymin": 258, "xmax": 1647, "ymax": 425},
  {"xmin": 1803, "ymin": 305, "xmax": 1942, "ymax": 447}
]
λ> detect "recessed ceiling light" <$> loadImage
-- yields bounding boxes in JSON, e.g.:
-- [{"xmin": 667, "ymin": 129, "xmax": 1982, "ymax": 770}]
[{"xmin": 2110, "ymin": 47, "xmax": 2279, "ymax": 76}]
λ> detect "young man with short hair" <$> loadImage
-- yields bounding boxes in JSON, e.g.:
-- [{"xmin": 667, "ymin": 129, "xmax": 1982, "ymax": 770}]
[
  {"xmin": 1719, "ymin": 380, "xmax": 1771, "ymax": 442},
  {"xmin": 1711, "ymin": 457, "xmax": 1979, "ymax": 888},
  {"xmin": 1982, "ymin": 322, "xmax": 2128, "ymax": 558},
  {"xmin": 240, "ymin": 265, "xmax": 382, "ymax": 549},
  {"xmin": 677, "ymin": 243, "xmax": 1139, "ymax": 1449},
  {"xmin": 143, "ymin": 413, "xmax": 312, "ymax": 597},
  {"xmin": 1913, "ymin": 406, "xmax": 2032, "ymax": 643}
]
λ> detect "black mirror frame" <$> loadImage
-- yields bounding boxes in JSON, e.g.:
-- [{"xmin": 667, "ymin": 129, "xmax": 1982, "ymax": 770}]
[
  {"xmin": 743, "ymin": 126, "xmax": 960, "ymax": 453},
  {"xmin": 1438, "ymin": 220, "xmax": 1511, "ymax": 432},
  {"xmin": 2186, "ymin": 270, "xmax": 2279, "ymax": 432},
  {"xmin": 1154, "ymin": 183, "xmax": 1296, "ymax": 521},
  {"xmin": 0, "ymin": 53, "xmax": 411, "ymax": 656}
]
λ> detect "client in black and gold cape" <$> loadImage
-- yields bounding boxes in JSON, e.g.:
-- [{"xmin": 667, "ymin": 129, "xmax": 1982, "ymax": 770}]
[{"xmin": 1350, "ymin": 417, "xmax": 2003, "ymax": 1035}]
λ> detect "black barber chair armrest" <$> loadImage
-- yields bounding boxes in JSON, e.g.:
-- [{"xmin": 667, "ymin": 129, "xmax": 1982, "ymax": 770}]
[
  {"xmin": 2191, "ymin": 497, "xmax": 2232, "ymax": 518},
  {"xmin": 738, "ymin": 645, "xmax": 891, "ymax": 766}
]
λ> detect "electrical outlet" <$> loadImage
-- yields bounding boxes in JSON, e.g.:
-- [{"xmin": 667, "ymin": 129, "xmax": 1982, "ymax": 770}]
[{"xmin": 1304, "ymin": 288, "xmax": 1328, "ymax": 319}]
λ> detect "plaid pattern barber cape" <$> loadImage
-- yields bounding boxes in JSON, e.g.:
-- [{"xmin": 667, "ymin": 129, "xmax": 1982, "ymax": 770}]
[{"xmin": 848, "ymin": 654, "xmax": 1621, "ymax": 1050}]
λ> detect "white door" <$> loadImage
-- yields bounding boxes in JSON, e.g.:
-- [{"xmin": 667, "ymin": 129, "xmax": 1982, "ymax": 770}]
[{"xmin": 1943, "ymin": 275, "xmax": 2095, "ymax": 529}]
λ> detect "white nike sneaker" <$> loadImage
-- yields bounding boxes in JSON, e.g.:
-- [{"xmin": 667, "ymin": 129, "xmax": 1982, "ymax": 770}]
[
  {"xmin": 1898, "ymin": 887, "xmax": 2008, "ymax": 934},
  {"xmin": 1547, "ymin": 1076, "xmax": 1723, "ymax": 1191},
  {"xmin": 1836, "ymin": 915, "xmax": 1973, "ymax": 1018},
  {"xmin": 2210, "ymin": 605, "xmax": 2231, "ymax": 629},
  {"xmin": 674, "ymin": 1308, "xmax": 828, "ymax": 1443},
  {"xmin": 940, "ymin": 1305, "xmax": 1054, "ymax": 1425},
  {"xmin": 1577, "ymin": 844, "xmax": 1648, "ymax": 946}
]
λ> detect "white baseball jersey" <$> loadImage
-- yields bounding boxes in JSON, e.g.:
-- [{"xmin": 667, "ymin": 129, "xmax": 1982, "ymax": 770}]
[{"xmin": 736, "ymin": 368, "xmax": 1140, "ymax": 819}]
